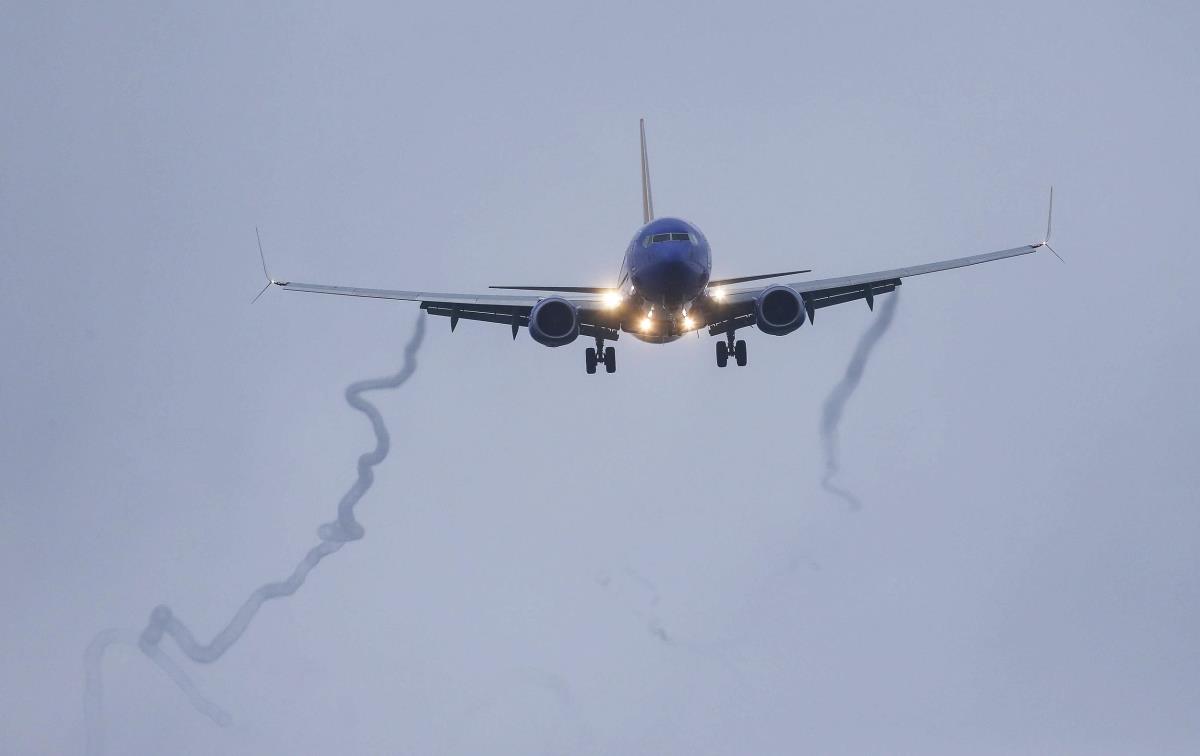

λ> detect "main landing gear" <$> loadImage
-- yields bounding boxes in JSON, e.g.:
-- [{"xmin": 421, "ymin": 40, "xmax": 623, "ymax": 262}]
[
  {"xmin": 585, "ymin": 338, "xmax": 616, "ymax": 374},
  {"xmin": 716, "ymin": 330, "xmax": 747, "ymax": 368}
]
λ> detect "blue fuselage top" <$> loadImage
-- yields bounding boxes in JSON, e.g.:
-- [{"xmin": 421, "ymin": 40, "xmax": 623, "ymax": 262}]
[{"xmin": 618, "ymin": 217, "xmax": 712, "ymax": 312}]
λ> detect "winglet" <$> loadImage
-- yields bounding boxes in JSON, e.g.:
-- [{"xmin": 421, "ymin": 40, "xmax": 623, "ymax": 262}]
[
  {"xmin": 1045, "ymin": 185, "xmax": 1053, "ymax": 243},
  {"xmin": 252, "ymin": 227, "xmax": 282, "ymax": 303},
  {"xmin": 1036, "ymin": 187, "xmax": 1064, "ymax": 263}
]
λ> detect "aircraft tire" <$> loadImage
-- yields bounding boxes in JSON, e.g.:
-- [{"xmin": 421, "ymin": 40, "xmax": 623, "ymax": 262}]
[
  {"xmin": 735, "ymin": 339, "xmax": 747, "ymax": 367},
  {"xmin": 585, "ymin": 347, "xmax": 598, "ymax": 374},
  {"xmin": 604, "ymin": 346, "xmax": 616, "ymax": 373},
  {"xmin": 716, "ymin": 341, "xmax": 728, "ymax": 368}
]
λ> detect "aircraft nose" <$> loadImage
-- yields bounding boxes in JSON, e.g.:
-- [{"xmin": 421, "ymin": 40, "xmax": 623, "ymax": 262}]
[
  {"xmin": 632, "ymin": 253, "xmax": 707, "ymax": 302},
  {"xmin": 660, "ymin": 242, "xmax": 696, "ymax": 264}
]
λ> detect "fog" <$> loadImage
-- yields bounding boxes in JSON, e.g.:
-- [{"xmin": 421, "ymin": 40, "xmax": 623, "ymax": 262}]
[{"xmin": 2, "ymin": 2, "xmax": 1199, "ymax": 754}]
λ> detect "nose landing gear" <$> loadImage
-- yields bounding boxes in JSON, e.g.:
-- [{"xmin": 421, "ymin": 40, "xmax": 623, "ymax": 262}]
[
  {"xmin": 585, "ymin": 338, "xmax": 617, "ymax": 374},
  {"xmin": 716, "ymin": 330, "xmax": 747, "ymax": 368}
]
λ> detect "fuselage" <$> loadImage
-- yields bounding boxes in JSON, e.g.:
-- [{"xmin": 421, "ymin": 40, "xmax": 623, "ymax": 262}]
[{"xmin": 618, "ymin": 217, "xmax": 712, "ymax": 343}]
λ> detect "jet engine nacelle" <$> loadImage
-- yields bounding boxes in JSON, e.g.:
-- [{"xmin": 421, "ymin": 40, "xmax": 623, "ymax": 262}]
[
  {"xmin": 528, "ymin": 297, "xmax": 580, "ymax": 347},
  {"xmin": 755, "ymin": 285, "xmax": 806, "ymax": 336}
]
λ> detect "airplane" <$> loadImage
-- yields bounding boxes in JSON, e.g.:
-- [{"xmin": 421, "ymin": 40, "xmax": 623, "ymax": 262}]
[{"xmin": 257, "ymin": 120, "xmax": 1058, "ymax": 374}]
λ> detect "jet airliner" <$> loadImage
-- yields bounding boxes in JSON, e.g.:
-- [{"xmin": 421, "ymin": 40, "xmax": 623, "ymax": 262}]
[{"xmin": 260, "ymin": 120, "xmax": 1056, "ymax": 374}]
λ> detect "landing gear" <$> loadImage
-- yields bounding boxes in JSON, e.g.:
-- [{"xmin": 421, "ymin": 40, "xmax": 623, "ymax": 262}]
[
  {"xmin": 716, "ymin": 331, "xmax": 748, "ymax": 368},
  {"xmin": 586, "ymin": 339, "xmax": 617, "ymax": 374}
]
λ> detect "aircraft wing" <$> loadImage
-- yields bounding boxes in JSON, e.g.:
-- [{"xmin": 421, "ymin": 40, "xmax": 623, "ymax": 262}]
[
  {"xmin": 713, "ymin": 187, "xmax": 1058, "ymax": 324},
  {"xmin": 707, "ymin": 242, "xmax": 1046, "ymax": 331},
  {"xmin": 272, "ymin": 280, "xmax": 621, "ymax": 339}
]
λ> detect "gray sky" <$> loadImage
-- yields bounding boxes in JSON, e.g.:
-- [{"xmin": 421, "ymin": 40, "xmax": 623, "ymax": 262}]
[{"xmin": 3, "ymin": 1, "xmax": 1199, "ymax": 753}]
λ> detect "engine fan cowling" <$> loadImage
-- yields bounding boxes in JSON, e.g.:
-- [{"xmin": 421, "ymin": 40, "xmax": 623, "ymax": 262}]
[
  {"xmin": 528, "ymin": 297, "xmax": 580, "ymax": 347},
  {"xmin": 755, "ymin": 285, "xmax": 806, "ymax": 336}
]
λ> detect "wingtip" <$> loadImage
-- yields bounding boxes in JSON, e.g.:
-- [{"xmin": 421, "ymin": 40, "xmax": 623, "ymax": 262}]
[
  {"xmin": 1045, "ymin": 185, "xmax": 1054, "ymax": 244},
  {"xmin": 255, "ymin": 226, "xmax": 273, "ymax": 283},
  {"xmin": 251, "ymin": 227, "xmax": 286, "ymax": 302},
  {"xmin": 1035, "ymin": 186, "xmax": 1061, "ymax": 262}
]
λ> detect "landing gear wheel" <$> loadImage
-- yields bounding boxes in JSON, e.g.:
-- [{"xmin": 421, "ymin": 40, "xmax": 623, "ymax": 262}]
[
  {"xmin": 716, "ymin": 340, "xmax": 729, "ymax": 368},
  {"xmin": 585, "ymin": 347, "xmax": 597, "ymax": 374},
  {"xmin": 735, "ymin": 339, "xmax": 748, "ymax": 367},
  {"xmin": 604, "ymin": 346, "xmax": 617, "ymax": 374}
]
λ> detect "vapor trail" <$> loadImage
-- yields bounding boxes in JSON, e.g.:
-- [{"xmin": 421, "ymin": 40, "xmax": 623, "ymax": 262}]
[
  {"xmin": 84, "ymin": 315, "xmax": 426, "ymax": 755},
  {"xmin": 820, "ymin": 292, "xmax": 899, "ymax": 510}
]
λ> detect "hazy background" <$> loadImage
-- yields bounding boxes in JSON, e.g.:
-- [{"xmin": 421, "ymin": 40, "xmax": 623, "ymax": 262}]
[{"xmin": 3, "ymin": 1, "xmax": 1199, "ymax": 753}]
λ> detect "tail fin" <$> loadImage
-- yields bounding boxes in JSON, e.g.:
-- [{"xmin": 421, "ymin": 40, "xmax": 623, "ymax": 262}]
[{"xmin": 640, "ymin": 118, "xmax": 655, "ymax": 224}]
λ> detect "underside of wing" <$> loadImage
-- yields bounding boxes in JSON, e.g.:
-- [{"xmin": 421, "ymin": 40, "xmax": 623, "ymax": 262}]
[
  {"xmin": 276, "ymin": 280, "xmax": 547, "ymax": 307},
  {"xmin": 781, "ymin": 244, "xmax": 1040, "ymax": 297},
  {"xmin": 702, "ymin": 243, "xmax": 1045, "ymax": 335},
  {"xmin": 273, "ymin": 280, "xmax": 619, "ymax": 339}
]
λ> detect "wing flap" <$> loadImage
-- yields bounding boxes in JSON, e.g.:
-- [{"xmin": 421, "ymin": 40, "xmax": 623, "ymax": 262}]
[
  {"xmin": 809, "ymin": 280, "xmax": 901, "ymax": 310},
  {"xmin": 422, "ymin": 302, "xmax": 619, "ymax": 340},
  {"xmin": 421, "ymin": 304, "xmax": 529, "ymax": 326}
]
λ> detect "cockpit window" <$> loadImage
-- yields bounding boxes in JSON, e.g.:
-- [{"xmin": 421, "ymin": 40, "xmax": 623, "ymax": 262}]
[{"xmin": 644, "ymin": 232, "xmax": 695, "ymax": 245}]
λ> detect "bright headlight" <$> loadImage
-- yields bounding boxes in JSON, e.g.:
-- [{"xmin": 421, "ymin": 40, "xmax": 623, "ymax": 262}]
[
  {"xmin": 640, "ymin": 316, "xmax": 653, "ymax": 332},
  {"xmin": 709, "ymin": 287, "xmax": 726, "ymax": 301},
  {"xmin": 602, "ymin": 290, "xmax": 623, "ymax": 309}
]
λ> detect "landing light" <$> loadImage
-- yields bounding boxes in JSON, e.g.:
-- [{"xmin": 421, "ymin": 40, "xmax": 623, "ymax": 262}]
[
  {"xmin": 602, "ymin": 290, "xmax": 623, "ymax": 309},
  {"xmin": 709, "ymin": 287, "xmax": 726, "ymax": 301},
  {"xmin": 640, "ymin": 316, "xmax": 653, "ymax": 332},
  {"xmin": 682, "ymin": 315, "xmax": 695, "ymax": 330}
]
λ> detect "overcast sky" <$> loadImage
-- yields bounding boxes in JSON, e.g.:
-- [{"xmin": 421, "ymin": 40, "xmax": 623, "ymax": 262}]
[{"xmin": 3, "ymin": 1, "xmax": 1199, "ymax": 754}]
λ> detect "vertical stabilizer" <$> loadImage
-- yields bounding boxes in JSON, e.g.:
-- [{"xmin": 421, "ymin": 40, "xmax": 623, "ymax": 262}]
[{"xmin": 640, "ymin": 118, "xmax": 655, "ymax": 224}]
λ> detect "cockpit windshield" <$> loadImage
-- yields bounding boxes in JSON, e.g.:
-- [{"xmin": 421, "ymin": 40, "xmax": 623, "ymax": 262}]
[{"xmin": 644, "ymin": 232, "xmax": 696, "ymax": 246}]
